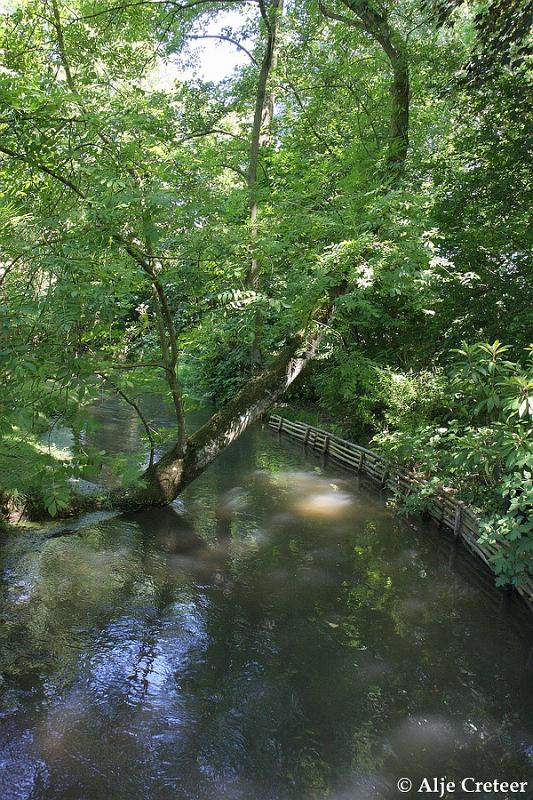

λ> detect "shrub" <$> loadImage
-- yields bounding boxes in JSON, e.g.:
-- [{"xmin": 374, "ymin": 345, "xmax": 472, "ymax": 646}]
[{"xmin": 373, "ymin": 342, "xmax": 532, "ymax": 585}]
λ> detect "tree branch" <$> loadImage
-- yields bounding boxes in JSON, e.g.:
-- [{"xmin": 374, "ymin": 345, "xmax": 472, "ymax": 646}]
[
  {"xmin": 0, "ymin": 143, "xmax": 84, "ymax": 197},
  {"xmin": 318, "ymin": 0, "xmax": 364, "ymax": 31},
  {"xmin": 109, "ymin": 361, "xmax": 167, "ymax": 370},
  {"xmin": 186, "ymin": 34, "xmax": 258, "ymax": 65},
  {"xmin": 51, "ymin": 0, "xmax": 76, "ymax": 89},
  {"xmin": 283, "ymin": 72, "xmax": 335, "ymax": 154},
  {"xmin": 218, "ymin": 162, "xmax": 248, "ymax": 181},
  {"xmin": 258, "ymin": 0, "xmax": 272, "ymax": 33},
  {"xmin": 0, "ymin": 254, "xmax": 23, "ymax": 289},
  {"xmin": 97, "ymin": 373, "xmax": 156, "ymax": 467},
  {"xmin": 70, "ymin": 0, "xmax": 258, "ymax": 25},
  {"xmin": 177, "ymin": 127, "xmax": 247, "ymax": 144}
]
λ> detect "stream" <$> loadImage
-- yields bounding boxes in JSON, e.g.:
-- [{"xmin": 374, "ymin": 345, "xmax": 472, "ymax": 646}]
[{"xmin": 1, "ymin": 399, "xmax": 532, "ymax": 799}]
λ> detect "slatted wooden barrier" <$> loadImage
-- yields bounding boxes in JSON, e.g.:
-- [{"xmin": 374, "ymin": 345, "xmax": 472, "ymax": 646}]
[{"xmin": 268, "ymin": 414, "xmax": 533, "ymax": 611}]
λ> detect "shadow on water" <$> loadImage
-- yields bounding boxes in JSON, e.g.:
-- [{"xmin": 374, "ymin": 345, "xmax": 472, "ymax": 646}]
[{"xmin": 1, "ymin": 412, "xmax": 533, "ymax": 800}]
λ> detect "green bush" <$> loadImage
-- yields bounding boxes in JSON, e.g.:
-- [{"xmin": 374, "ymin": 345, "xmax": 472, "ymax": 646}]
[
  {"xmin": 373, "ymin": 342, "xmax": 532, "ymax": 586},
  {"xmin": 478, "ymin": 471, "xmax": 533, "ymax": 588}
]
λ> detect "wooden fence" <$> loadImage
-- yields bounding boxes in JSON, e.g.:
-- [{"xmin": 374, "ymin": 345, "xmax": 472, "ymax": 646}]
[{"xmin": 268, "ymin": 414, "xmax": 533, "ymax": 611}]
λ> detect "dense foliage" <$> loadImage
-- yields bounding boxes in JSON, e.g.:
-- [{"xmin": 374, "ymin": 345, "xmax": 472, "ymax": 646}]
[
  {"xmin": 0, "ymin": 0, "xmax": 531, "ymax": 584},
  {"xmin": 372, "ymin": 342, "xmax": 532, "ymax": 587}
]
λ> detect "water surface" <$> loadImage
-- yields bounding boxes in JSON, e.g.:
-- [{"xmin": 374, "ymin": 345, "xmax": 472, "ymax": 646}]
[{"xmin": 1, "ymin": 408, "xmax": 532, "ymax": 799}]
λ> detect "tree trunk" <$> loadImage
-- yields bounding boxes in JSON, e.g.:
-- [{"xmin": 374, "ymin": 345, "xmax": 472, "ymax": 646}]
[
  {"xmin": 320, "ymin": 0, "xmax": 410, "ymax": 173},
  {"xmin": 61, "ymin": 293, "xmax": 339, "ymax": 518},
  {"xmin": 248, "ymin": 0, "xmax": 283, "ymax": 368},
  {"xmin": 139, "ymin": 319, "xmax": 324, "ymax": 504}
]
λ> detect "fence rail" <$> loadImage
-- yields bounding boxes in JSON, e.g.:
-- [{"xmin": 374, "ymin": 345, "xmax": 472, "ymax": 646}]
[{"xmin": 268, "ymin": 414, "xmax": 533, "ymax": 611}]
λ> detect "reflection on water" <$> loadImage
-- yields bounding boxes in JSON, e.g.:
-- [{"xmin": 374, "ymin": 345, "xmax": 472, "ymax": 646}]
[{"xmin": 1, "ymin": 410, "xmax": 533, "ymax": 799}]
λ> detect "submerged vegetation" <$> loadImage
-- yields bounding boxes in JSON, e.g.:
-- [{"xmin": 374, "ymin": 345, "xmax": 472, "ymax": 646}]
[{"xmin": 0, "ymin": 0, "xmax": 531, "ymax": 584}]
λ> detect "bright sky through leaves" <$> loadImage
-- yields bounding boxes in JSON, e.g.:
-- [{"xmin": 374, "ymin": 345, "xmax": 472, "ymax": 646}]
[{"xmin": 148, "ymin": 8, "xmax": 254, "ymax": 89}]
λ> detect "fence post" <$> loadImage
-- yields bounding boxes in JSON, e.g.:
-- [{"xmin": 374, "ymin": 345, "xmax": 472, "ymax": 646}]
[
  {"xmin": 439, "ymin": 501, "xmax": 445, "ymax": 529},
  {"xmin": 278, "ymin": 416, "xmax": 283, "ymax": 433},
  {"xmin": 303, "ymin": 425, "xmax": 310, "ymax": 446},
  {"xmin": 453, "ymin": 504, "xmax": 463, "ymax": 539}
]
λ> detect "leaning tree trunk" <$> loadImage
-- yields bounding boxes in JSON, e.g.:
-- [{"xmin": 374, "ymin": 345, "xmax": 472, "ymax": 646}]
[{"xmin": 109, "ymin": 314, "xmax": 327, "ymax": 510}]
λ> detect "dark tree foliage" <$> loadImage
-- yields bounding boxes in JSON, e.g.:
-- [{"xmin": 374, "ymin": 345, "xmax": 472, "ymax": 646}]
[{"xmin": 424, "ymin": 0, "xmax": 532, "ymax": 77}]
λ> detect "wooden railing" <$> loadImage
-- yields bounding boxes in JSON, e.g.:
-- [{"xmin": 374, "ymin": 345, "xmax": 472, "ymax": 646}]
[{"xmin": 268, "ymin": 414, "xmax": 533, "ymax": 610}]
